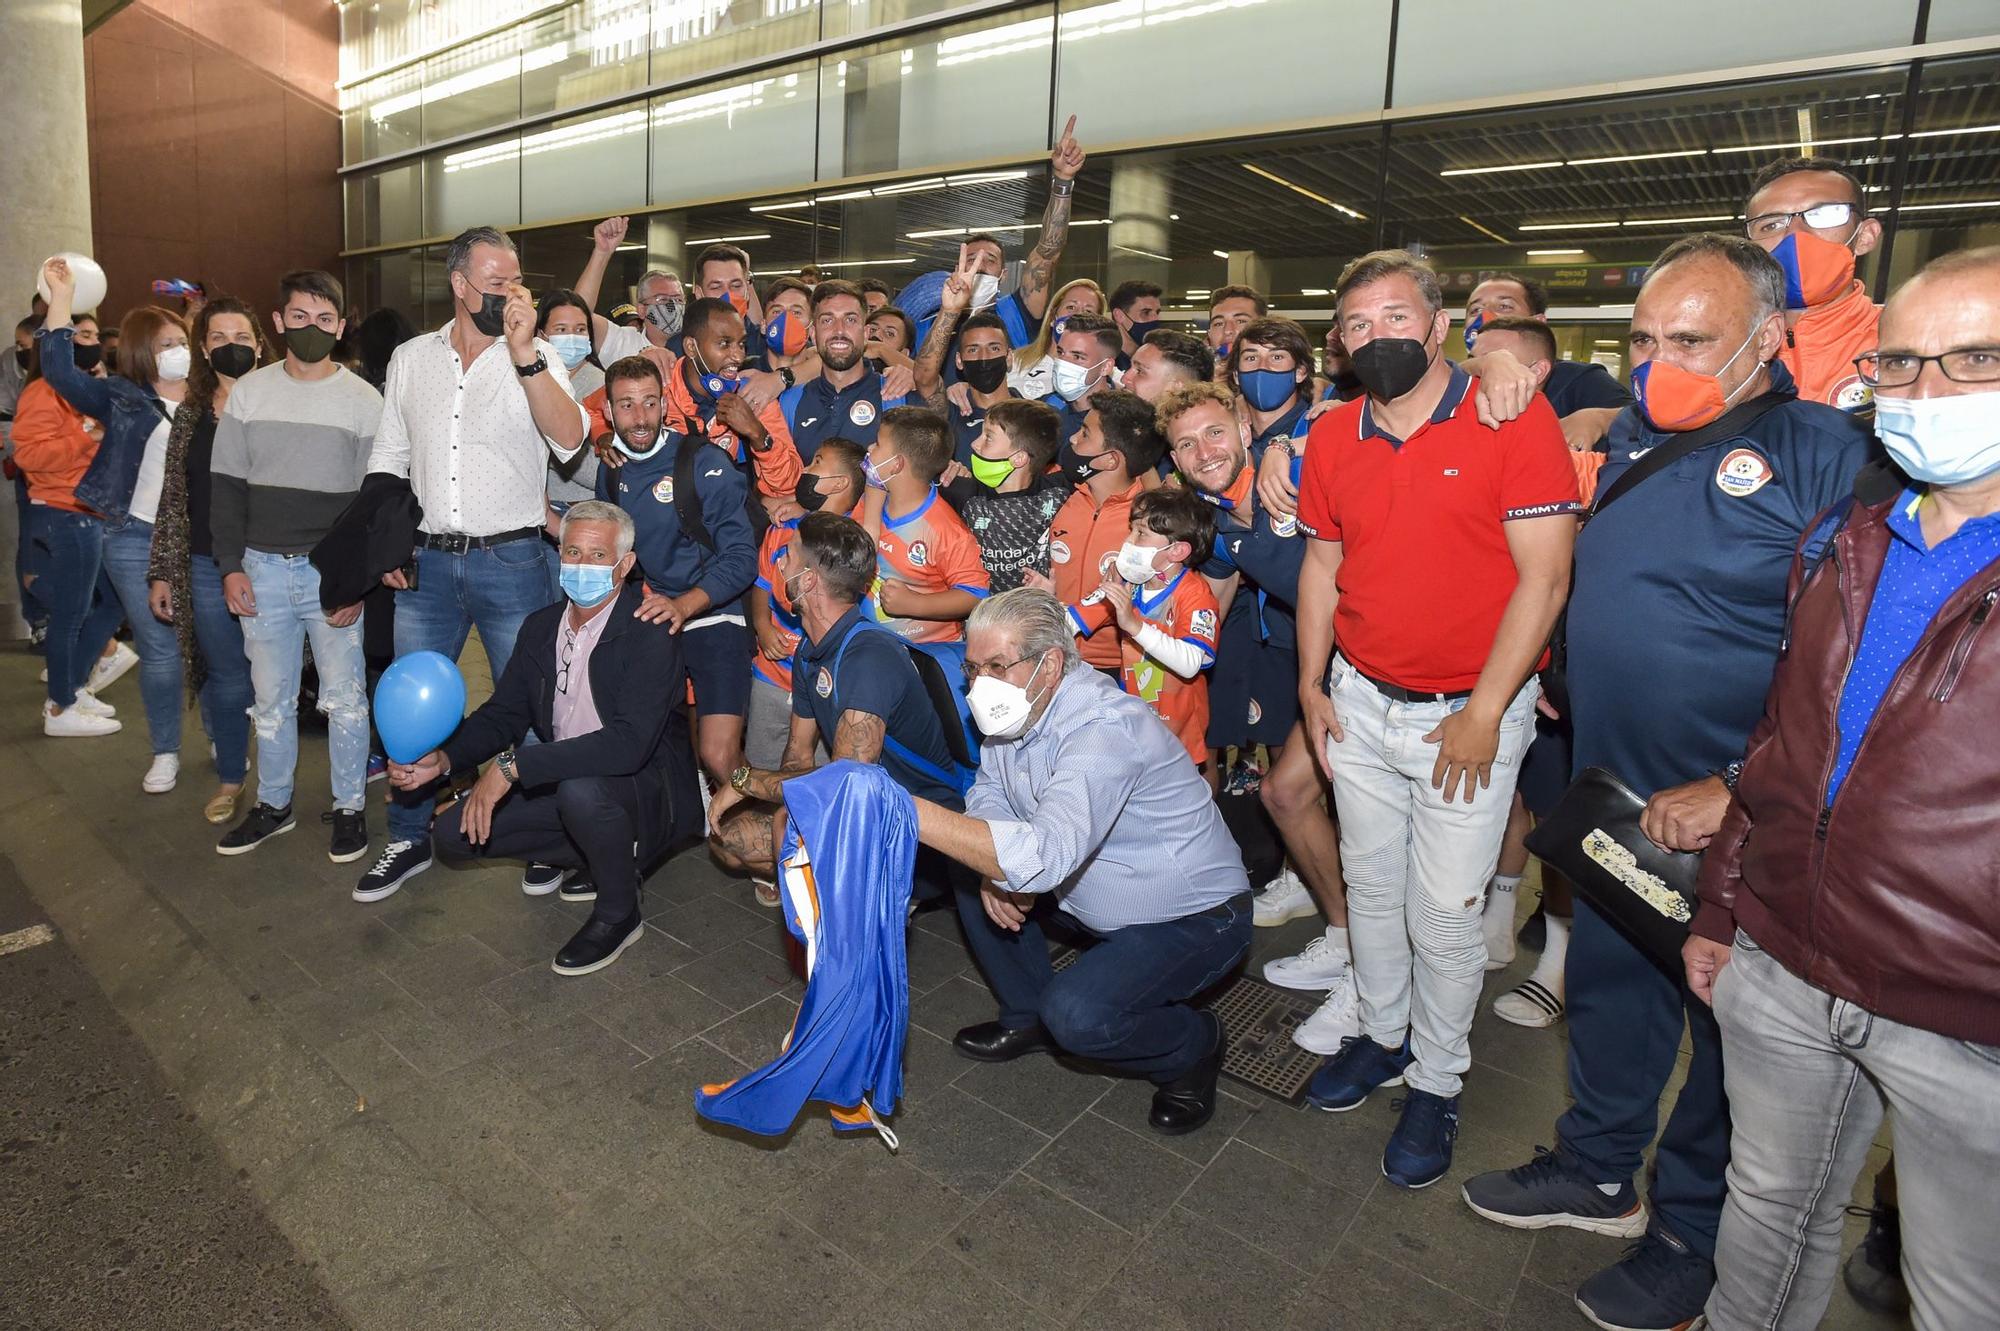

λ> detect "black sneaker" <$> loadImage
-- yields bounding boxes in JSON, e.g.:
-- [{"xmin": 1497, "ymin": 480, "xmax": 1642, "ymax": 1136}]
[
  {"xmin": 217, "ymin": 803, "xmax": 295, "ymax": 856},
  {"xmin": 521, "ymin": 862, "xmax": 564, "ymax": 896},
  {"xmin": 1463, "ymin": 1146, "xmax": 1649, "ymax": 1238},
  {"xmin": 1841, "ymin": 1204, "xmax": 1909, "ymax": 1315},
  {"xmin": 324, "ymin": 810, "xmax": 368, "ymax": 864},
  {"xmin": 1575, "ymin": 1221, "xmax": 1715, "ymax": 1331},
  {"xmin": 557, "ymin": 874, "xmax": 597, "ymax": 903},
  {"xmin": 552, "ymin": 913, "xmax": 642, "ymax": 976},
  {"xmin": 353, "ymin": 839, "xmax": 432, "ymax": 904}
]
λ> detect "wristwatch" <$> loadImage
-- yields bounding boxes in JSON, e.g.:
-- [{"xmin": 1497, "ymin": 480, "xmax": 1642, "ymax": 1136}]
[
  {"xmin": 730, "ymin": 764, "xmax": 753, "ymax": 795},
  {"xmin": 514, "ymin": 352, "xmax": 547, "ymax": 379},
  {"xmin": 1050, "ymin": 176, "xmax": 1075, "ymax": 197},
  {"xmin": 778, "ymin": 365, "xmax": 797, "ymax": 388},
  {"xmin": 1717, "ymin": 759, "xmax": 1744, "ymax": 791},
  {"xmin": 497, "ymin": 748, "xmax": 520, "ymax": 783}
]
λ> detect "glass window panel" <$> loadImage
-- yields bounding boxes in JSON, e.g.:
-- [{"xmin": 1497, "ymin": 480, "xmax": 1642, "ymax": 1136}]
[
  {"xmin": 520, "ymin": 2, "xmax": 653, "ymax": 118},
  {"xmin": 521, "ymin": 107, "xmax": 651, "ymax": 224},
  {"xmin": 345, "ymin": 249, "xmax": 428, "ymax": 329},
  {"xmin": 1392, "ymin": 0, "xmax": 1920, "ymax": 110},
  {"xmin": 649, "ymin": 64, "xmax": 819, "ymax": 207},
  {"xmin": 343, "ymin": 69, "xmax": 425, "ymax": 164},
  {"xmin": 345, "ymin": 162, "xmax": 427, "ymax": 248},
  {"xmin": 1874, "ymin": 54, "xmax": 2000, "ymax": 291},
  {"xmin": 1058, "ymin": 0, "xmax": 1389, "ymax": 144},
  {"xmin": 421, "ymin": 31, "xmax": 522, "ymax": 144},
  {"xmin": 818, "ymin": 7, "xmax": 1054, "ymax": 181},
  {"xmin": 1927, "ymin": 1, "xmax": 2000, "ymax": 42},
  {"xmin": 821, "ymin": 0, "xmax": 982, "ymax": 40},
  {"xmin": 650, "ymin": 0, "xmax": 824, "ymax": 87},
  {"xmin": 430, "ymin": 136, "xmax": 523, "ymax": 235}
]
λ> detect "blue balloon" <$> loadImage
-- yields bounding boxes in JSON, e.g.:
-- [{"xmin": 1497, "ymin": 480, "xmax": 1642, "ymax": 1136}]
[{"xmin": 373, "ymin": 651, "xmax": 467, "ymax": 763}]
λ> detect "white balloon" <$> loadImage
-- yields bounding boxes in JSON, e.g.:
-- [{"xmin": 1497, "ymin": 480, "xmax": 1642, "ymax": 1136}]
[{"xmin": 38, "ymin": 252, "xmax": 108, "ymax": 313}]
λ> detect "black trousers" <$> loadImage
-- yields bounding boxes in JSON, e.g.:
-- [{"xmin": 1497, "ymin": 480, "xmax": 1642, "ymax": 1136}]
[{"xmin": 435, "ymin": 773, "xmax": 652, "ymax": 923}]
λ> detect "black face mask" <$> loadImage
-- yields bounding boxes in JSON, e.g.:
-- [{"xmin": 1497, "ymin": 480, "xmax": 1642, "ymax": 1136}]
[
  {"xmin": 284, "ymin": 325, "xmax": 338, "ymax": 365},
  {"xmin": 794, "ymin": 473, "xmax": 832, "ymax": 513},
  {"xmin": 1349, "ymin": 336, "xmax": 1433, "ymax": 402},
  {"xmin": 960, "ymin": 356, "xmax": 1008, "ymax": 394},
  {"xmin": 1058, "ymin": 439, "xmax": 1105, "ymax": 484},
  {"xmin": 467, "ymin": 290, "xmax": 508, "ymax": 338},
  {"xmin": 13, "ymin": 347, "xmax": 28, "ymax": 371},
  {"xmin": 209, "ymin": 343, "xmax": 257, "ymax": 378},
  {"xmin": 73, "ymin": 343, "xmax": 103, "ymax": 372}
]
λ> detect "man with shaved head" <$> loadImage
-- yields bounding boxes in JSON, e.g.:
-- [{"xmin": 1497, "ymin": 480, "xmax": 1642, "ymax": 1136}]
[{"xmin": 1459, "ymin": 233, "xmax": 1874, "ymax": 1331}]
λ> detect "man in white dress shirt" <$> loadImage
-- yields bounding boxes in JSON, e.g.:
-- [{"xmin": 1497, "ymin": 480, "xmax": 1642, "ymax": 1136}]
[{"xmin": 357, "ymin": 225, "xmax": 589, "ymax": 903}]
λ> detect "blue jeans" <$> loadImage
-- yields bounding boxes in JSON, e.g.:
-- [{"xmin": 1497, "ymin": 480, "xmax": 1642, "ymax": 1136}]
[
  {"xmin": 189, "ymin": 553, "xmax": 252, "ymax": 784},
  {"xmin": 241, "ymin": 550, "xmax": 369, "ymax": 812},
  {"xmin": 957, "ymin": 888, "xmax": 1251, "ymax": 1081},
  {"xmin": 1557, "ymin": 898, "xmax": 1730, "ymax": 1258},
  {"xmin": 13, "ymin": 474, "xmax": 48, "ymax": 625},
  {"xmin": 386, "ymin": 539, "xmax": 557, "ymax": 845},
  {"xmin": 100, "ymin": 516, "xmax": 183, "ymax": 754},
  {"xmin": 31, "ymin": 508, "xmax": 124, "ymax": 709}
]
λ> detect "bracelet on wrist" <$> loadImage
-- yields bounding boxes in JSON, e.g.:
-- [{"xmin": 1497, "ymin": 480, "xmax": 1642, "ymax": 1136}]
[{"xmin": 1050, "ymin": 176, "xmax": 1075, "ymax": 197}]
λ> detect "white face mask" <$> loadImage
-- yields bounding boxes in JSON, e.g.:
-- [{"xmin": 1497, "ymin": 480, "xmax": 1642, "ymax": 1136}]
[
  {"xmin": 970, "ymin": 273, "xmax": 1001, "ymax": 312},
  {"xmin": 156, "ymin": 345, "xmax": 192, "ymax": 382},
  {"xmin": 1115, "ymin": 540, "xmax": 1166, "ymax": 584},
  {"xmin": 1874, "ymin": 392, "xmax": 2000, "ymax": 487},
  {"xmin": 1051, "ymin": 357, "xmax": 1100, "ymax": 403},
  {"xmin": 967, "ymin": 653, "xmax": 1051, "ymax": 740}
]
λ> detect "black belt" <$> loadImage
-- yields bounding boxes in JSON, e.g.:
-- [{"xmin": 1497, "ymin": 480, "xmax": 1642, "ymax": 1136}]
[
  {"xmin": 1354, "ymin": 667, "xmax": 1473, "ymax": 704},
  {"xmin": 419, "ymin": 526, "xmax": 541, "ymax": 554},
  {"xmin": 1199, "ymin": 892, "xmax": 1254, "ymax": 920}
]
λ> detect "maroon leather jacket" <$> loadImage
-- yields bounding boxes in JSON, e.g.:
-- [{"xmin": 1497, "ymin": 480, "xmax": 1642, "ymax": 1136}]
[{"xmin": 1693, "ymin": 496, "xmax": 2000, "ymax": 1045}]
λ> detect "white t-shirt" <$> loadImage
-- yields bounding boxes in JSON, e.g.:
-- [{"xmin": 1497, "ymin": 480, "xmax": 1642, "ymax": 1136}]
[{"xmin": 126, "ymin": 403, "xmax": 173, "ymax": 525}]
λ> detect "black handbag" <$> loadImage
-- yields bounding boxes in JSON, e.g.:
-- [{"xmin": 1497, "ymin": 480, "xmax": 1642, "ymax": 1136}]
[{"xmin": 1524, "ymin": 766, "xmax": 1702, "ymax": 971}]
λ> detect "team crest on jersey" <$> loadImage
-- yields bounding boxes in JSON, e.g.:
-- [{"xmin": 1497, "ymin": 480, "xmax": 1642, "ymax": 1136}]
[
  {"xmin": 907, "ymin": 540, "xmax": 930, "ymax": 568},
  {"xmin": 652, "ymin": 476, "xmax": 675, "ymax": 504},
  {"xmin": 814, "ymin": 667, "xmax": 833, "ymax": 698},
  {"xmin": 1829, "ymin": 374, "xmax": 1873, "ymax": 414},
  {"xmin": 1191, "ymin": 608, "xmax": 1217, "ymax": 640},
  {"xmin": 1248, "ymin": 698, "xmax": 1263, "ymax": 725},
  {"xmin": 848, "ymin": 399, "xmax": 877, "ymax": 427},
  {"xmin": 1097, "ymin": 550, "xmax": 1120, "ymax": 578},
  {"xmin": 1715, "ymin": 448, "xmax": 1773, "ymax": 498},
  {"xmin": 1048, "ymin": 539, "xmax": 1071, "ymax": 565}
]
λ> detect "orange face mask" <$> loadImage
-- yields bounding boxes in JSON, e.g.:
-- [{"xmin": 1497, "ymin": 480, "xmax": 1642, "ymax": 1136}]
[
  {"xmin": 1630, "ymin": 325, "xmax": 1762, "ymax": 432},
  {"xmin": 1771, "ymin": 229, "xmax": 1856, "ymax": 310}
]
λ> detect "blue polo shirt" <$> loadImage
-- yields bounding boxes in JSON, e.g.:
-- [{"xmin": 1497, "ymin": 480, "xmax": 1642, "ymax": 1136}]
[
  {"xmin": 1045, "ymin": 395, "xmax": 1087, "ymax": 449},
  {"xmin": 1566, "ymin": 364, "xmax": 1875, "ymax": 798},
  {"xmin": 949, "ymin": 389, "xmax": 1021, "ymax": 465},
  {"xmin": 779, "ymin": 372, "xmax": 914, "ymax": 458},
  {"xmin": 1249, "ymin": 399, "xmax": 1312, "ymax": 466},
  {"xmin": 1543, "ymin": 359, "xmax": 1632, "ymax": 419},
  {"xmin": 598, "ymin": 436, "xmax": 756, "ymax": 611},
  {"xmin": 1829, "ymin": 490, "xmax": 2000, "ymax": 801},
  {"xmin": 790, "ymin": 606, "xmax": 964, "ymax": 808}
]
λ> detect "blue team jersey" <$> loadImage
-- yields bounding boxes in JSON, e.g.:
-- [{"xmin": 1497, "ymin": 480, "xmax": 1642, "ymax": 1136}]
[
  {"xmin": 598, "ymin": 436, "xmax": 757, "ymax": 612},
  {"xmin": 779, "ymin": 373, "xmax": 914, "ymax": 457}
]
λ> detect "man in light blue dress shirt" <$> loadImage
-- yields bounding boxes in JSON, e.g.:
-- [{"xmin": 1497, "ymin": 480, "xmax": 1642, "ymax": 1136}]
[{"xmin": 913, "ymin": 588, "xmax": 1252, "ymax": 1135}]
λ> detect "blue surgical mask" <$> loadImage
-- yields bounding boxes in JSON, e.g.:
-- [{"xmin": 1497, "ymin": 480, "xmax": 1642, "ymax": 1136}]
[
  {"xmin": 1874, "ymin": 392, "xmax": 2000, "ymax": 486},
  {"xmin": 1238, "ymin": 367, "xmax": 1299, "ymax": 412},
  {"xmin": 559, "ymin": 561, "xmax": 618, "ymax": 607},
  {"xmin": 1462, "ymin": 311, "xmax": 1486, "ymax": 354},
  {"xmin": 549, "ymin": 333, "xmax": 591, "ymax": 369}
]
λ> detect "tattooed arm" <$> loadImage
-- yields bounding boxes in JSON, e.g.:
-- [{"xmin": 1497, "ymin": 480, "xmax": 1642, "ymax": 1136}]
[{"xmin": 1020, "ymin": 115, "xmax": 1087, "ymax": 322}]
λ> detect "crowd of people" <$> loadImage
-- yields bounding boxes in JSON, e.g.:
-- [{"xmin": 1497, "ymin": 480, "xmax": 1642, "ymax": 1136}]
[{"xmin": 6, "ymin": 114, "xmax": 1997, "ymax": 1331}]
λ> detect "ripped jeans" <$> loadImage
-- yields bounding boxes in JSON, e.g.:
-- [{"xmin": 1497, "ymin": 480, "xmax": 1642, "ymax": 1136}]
[
  {"xmin": 1323, "ymin": 655, "xmax": 1538, "ymax": 1097},
  {"xmin": 241, "ymin": 550, "xmax": 369, "ymax": 814}
]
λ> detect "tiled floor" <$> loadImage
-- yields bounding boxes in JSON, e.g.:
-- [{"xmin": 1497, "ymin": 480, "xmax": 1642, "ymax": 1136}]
[{"xmin": 1, "ymin": 645, "xmax": 1903, "ymax": 1330}]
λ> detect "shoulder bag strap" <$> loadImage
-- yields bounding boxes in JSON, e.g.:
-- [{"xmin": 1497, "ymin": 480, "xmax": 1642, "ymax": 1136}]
[{"xmin": 1592, "ymin": 392, "xmax": 1788, "ymax": 517}]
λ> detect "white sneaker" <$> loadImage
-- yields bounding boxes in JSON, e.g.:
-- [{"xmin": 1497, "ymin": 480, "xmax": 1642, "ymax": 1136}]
[
  {"xmin": 43, "ymin": 701, "xmax": 121, "ymax": 737},
  {"xmin": 1263, "ymin": 930, "xmax": 1351, "ymax": 991},
  {"xmin": 1292, "ymin": 971, "xmax": 1361, "ymax": 1054},
  {"xmin": 142, "ymin": 753, "xmax": 180, "ymax": 794},
  {"xmin": 1253, "ymin": 869, "xmax": 1317, "ymax": 927},
  {"xmin": 87, "ymin": 642, "xmax": 139, "ymax": 694},
  {"xmin": 70, "ymin": 689, "xmax": 116, "ymax": 718}
]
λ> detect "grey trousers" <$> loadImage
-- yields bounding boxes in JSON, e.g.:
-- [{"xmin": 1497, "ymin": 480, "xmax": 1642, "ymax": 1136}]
[{"xmin": 1708, "ymin": 930, "xmax": 2000, "ymax": 1330}]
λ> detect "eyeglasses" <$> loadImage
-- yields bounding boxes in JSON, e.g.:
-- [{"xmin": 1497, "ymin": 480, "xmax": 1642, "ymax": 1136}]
[
  {"xmin": 1744, "ymin": 202, "xmax": 1856, "ymax": 239},
  {"xmin": 963, "ymin": 653, "xmax": 1036, "ymax": 684},
  {"xmin": 1853, "ymin": 348, "xmax": 2000, "ymax": 389},
  {"xmin": 558, "ymin": 627, "xmax": 576, "ymax": 696}
]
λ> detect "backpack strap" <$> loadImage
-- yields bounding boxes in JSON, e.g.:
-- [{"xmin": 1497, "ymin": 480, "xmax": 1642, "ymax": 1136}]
[
  {"xmin": 828, "ymin": 620, "xmax": 976, "ymax": 797},
  {"xmin": 673, "ymin": 429, "xmax": 714, "ymax": 552}
]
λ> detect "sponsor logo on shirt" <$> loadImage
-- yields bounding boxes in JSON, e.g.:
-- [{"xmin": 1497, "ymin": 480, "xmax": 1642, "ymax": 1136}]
[
  {"xmin": 907, "ymin": 540, "xmax": 930, "ymax": 568},
  {"xmin": 848, "ymin": 399, "xmax": 877, "ymax": 427},
  {"xmin": 815, "ymin": 666, "xmax": 833, "ymax": 698},
  {"xmin": 798, "ymin": 416, "xmax": 820, "ymax": 428},
  {"xmin": 1715, "ymin": 447, "xmax": 1773, "ymax": 498},
  {"xmin": 652, "ymin": 476, "xmax": 675, "ymax": 504},
  {"xmin": 703, "ymin": 468, "xmax": 725, "ymax": 478},
  {"xmin": 1191, "ymin": 608, "xmax": 1216, "ymax": 640},
  {"xmin": 1248, "ymin": 697, "xmax": 1263, "ymax": 725}
]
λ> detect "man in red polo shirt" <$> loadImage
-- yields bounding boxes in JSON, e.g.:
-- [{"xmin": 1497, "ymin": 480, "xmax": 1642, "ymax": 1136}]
[{"xmin": 1293, "ymin": 250, "xmax": 1578, "ymax": 1190}]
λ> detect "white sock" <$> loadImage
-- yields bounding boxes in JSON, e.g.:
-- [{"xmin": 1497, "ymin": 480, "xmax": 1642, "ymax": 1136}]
[
  {"xmin": 1525, "ymin": 912, "xmax": 1570, "ymax": 997},
  {"xmin": 1483, "ymin": 875, "xmax": 1521, "ymax": 959},
  {"xmin": 1324, "ymin": 924, "xmax": 1350, "ymax": 960}
]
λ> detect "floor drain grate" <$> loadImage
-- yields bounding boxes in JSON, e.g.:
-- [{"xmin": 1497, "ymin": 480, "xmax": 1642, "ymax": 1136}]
[{"xmin": 1048, "ymin": 949, "xmax": 1323, "ymax": 1104}]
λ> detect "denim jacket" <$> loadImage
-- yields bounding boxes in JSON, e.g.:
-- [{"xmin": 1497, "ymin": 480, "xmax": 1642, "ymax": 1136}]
[{"xmin": 36, "ymin": 324, "xmax": 167, "ymax": 523}]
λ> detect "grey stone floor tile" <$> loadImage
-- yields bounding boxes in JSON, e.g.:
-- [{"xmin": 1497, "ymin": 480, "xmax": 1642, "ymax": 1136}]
[
  {"xmin": 950, "ymin": 1047, "xmax": 1114, "ymax": 1136},
  {"xmin": 1025, "ymin": 1110, "xmax": 1203, "ymax": 1234},
  {"xmin": 272, "ymin": 966, "xmax": 430, "ymax": 1055},
  {"xmin": 1344, "ymin": 1161, "xmax": 1539, "ymax": 1313},
  {"xmin": 1456, "ymin": 1063, "xmax": 1568, "ymax": 1159},
  {"xmin": 277, "ymin": 917, "xmax": 422, "ymax": 987},
  {"xmin": 1500, "ymin": 1276, "xmax": 1579, "ymax": 1330},
  {"xmin": 898, "ymin": 1024, "xmax": 968, "ymax": 1106},
  {"xmin": 1284, "ymin": 1251, "xmax": 1505, "ymax": 1331},
  {"xmin": 467, "ymin": 905, "xmax": 584, "ymax": 969},
  {"xmin": 485, "ymin": 1009, "xmax": 650, "ymax": 1104},
  {"xmin": 894, "ymin": 1086, "xmax": 1052, "ymax": 1202},
  {"xmin": 1077, "ymin": 1205, "xmax": 1302, "ymax": 1331},
  {"xmin": 522, "ymin": 1184, "xmax": 719, "ymax": 1325},
  {"xmin": 321, "ymin": 1029, "xmax": 426, "ymax": 1105},
  {"xmin": 783, "ymin": 1152, "xmax": 975, "ymax": 1278},
  {"xmin": 1523, "ymin": 1224, "xmax": 1633, "ymax": 1296},
  {"xmin": 1469, "ymin": 993, "xmax": 1574, "ymax": 1091},
  {"xmin": 948, "ymin": 1173, "xmax": 1140, "ymax": 1312},
  {"xmin": 1234, "ymin": 1096, "xmax": 1400, "ymax": 1197},
  {"xmin": 674, "ymin": 1211, "xmax": 875, "ymax": 1330},
  {"xmin": 380, "ymin": 933, "xmax": 519, "ymax": 1006},
  {"xmin": 692, "ymin": 991, "xmax": 803, "ymax": 1069},
  {"xmin": 369, "ymin": 1088, "xmax": 574, "ymax": 1240},
  {"xmin": 905, "ymin": 921, "xmax": 974, "ymax": 994},
  {"xmin": 862, "ymin": 1252, "xmax": 1062, "ymax": 1331},
  {"xmin": 371, "ymin": 990, "xmax": 529, "ymax": 1077},
  {"xmin": 909, "ymin": 973, "xmax": 1002, "ymax": 1041},
  {"xmin": 339, "ymin": 1256, "xmax": 593, "ymax": 1331},
  {"xmin": 480, "ymin": 958, "xmax": 623, "ymax": 1024},
  {"xmin": 672, "ymin": 935, "xmax": 804, "ymax": 1011},
  {"xmin": 1094, "ymin": 1075, "xmax": 1260, "ymax": 1165},
  {"xmin": 591, "ymin": 972, "xmax": 733, "ymax": 1057},
  {"xmin": 1181, "ymin": 1139, "xmax": 1365, "ymax": 1272},
  {"xmin": 646, "ymin": 892, "xmax": 772, "ymax": 957},
  {"xmin": 592, "ymin": 922, "xmax": 704, "ymax": 989}
]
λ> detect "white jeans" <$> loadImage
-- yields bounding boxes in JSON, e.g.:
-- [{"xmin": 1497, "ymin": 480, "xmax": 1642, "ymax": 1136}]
[
  {"xmin": 1323, "ymin": 655, "xmax": 1537, "ymax": 1096},
  {"xmin": 1709, "ymin": 932, "xmax": 2000, "ymax": 1331}
]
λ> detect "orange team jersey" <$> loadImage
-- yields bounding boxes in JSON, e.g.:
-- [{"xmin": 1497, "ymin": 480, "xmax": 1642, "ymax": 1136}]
[
  {"xmin": 1778, "ymin": 281, "xmax": 1879, "ymax": 413},
  {"xmin": 751, "ymin": 519, "xmax": 805, "ymax": 691},
  {"xmin": 1572, "ymin": 449, "xmax": 1607, "ymax": 507},
  {"xmin": 580, "ymin": 383, "xmax": 612, "ymax": 444},
  {"xmin": 661, "ymin": 358, "xmax": 802, "ymax": 499},
  {"xmin": 1047, "ymin": 477, "xmax": 1143, "ymax": 670},
  {"xmin": 1068, "ymin": 568, "xmax": 1220, "ymax": 765},
  {"xmin": 871, "ymin": 487, "xmax": 989, "ymax": 645}
]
